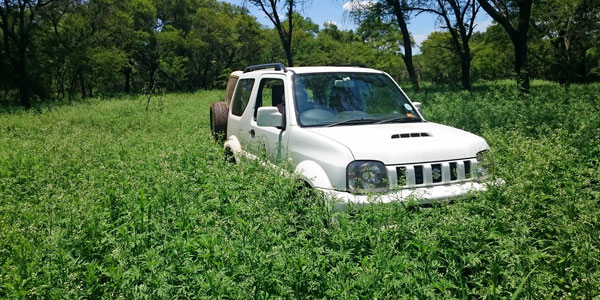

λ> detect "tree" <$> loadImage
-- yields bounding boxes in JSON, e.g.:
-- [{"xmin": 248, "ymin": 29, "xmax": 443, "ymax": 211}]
[
  {"xmin": 128, "ymin": 0, "xmax": 160, "ymax": 90},
  {"xmin": 470, "ymin": 25, "xmax": 514, "ymax": 80},
  {"xmin": 356, "ymin": 9, "xmax": 404, "ymax": 55},
  {"xmin": 351, "ymin": 0, "xmax": 421, "ymax": 92},
  {"xmin": 531, "ymin": 0, "xmax": 600, "ymax": 85},
  {"xmin": 44, "ymin": 0, "xmax": 132, "ymax": 99},
  {"xmin": 384, "ymin": 0, "xmax": 420, "ymax": 92},
  {"xmin": 0, "ymin": 0, "xmax": 286, "ymax": 104},
  {"xmin": 0, "ymin": 0, "xmax": 61, "ymax": 107},
  {"xmin": 415, "ymin": 0, "xmax": 480, "ymax": 90},
  {"xmin": 150, "ymin": 0, "xmax": 265, "ymax": 90},
  {"xmin": 477, "ymin": 0, "xmax": 533, "ymax": 96},
  {"xmin": 354, "ymin": 12, "xmax": 408, "ymax": 80},
  {"xmin": 419, "ymin": 31, "xmax": 461, "ymax": 84},
  {"xmin": 292, "ymin": 17, "xmax": 393, "ymax": 73},
  {"xmin": 247, "ymin": 0, "xmax": 308, "ymax": 67}
]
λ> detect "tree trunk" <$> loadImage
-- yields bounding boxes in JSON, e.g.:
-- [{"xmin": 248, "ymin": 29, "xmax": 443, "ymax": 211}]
[
  {"xmin": 275, "ymin": 27, "xmax": 293, "ymax": 67},
  {"xmin": 477, "ymin": 0, "xmax": 532, "ymax": 96},
  {"xmin": 17, "ymin": 49, "xmax": 31, "ymax": 108},
  {"xmin": 201, "ymin": 59, "xmax": 211, "ymax": 88},
  {"xmin": 389, "ymin": 0, "xmax": 420, "ymax": 92},
  {"xmin": 253, "ymin": 0, "xmax": 295, "ymax": 67},
  {"xmin": 17, "ymin": 6, "xmax": 31, "ymax": 108},
  {"xmin": 285, "ymin": 1, "xmax": 294, "ymax": 67},
  {"xmin": 513, "ymin": 36, "xmax": 530, "ymax": 96},
  {"xmin": 149, "ymin": 68, "xmax": 156, "ymax": 90},
  {"xmin": 80, "ymin": 73, "xmax": 86, "ymax": 98},
  {"xmin": 460, "ymin": 45, "xmax": 472, "ymax": 91},
  {"xmin": 284, "ymin": 40, "xmax": 294, "ymax": 67},
  {"xmin": 460, "ymin": 53, "xmax": 472, "ymax": 91},
  {"xmin": 400, "ymin": 26, "xmax": 419, "ymax": 92},
  {"xmin": 57, "ymin": 68, "xmax": 66, "ymax": 100},
  {"xmin": 402, "ymin": 53, "xmax": 420, "ymax": 93},
  {"xmin": 17, "ymin": 68, "xmax": 31, "ymax": 108},
  {"xmin": 123, "ymin": 66, "xmax": 132, "ymax": 94},
  {"xmin": 576, "ymin": 48, "xmax": 588, "ymax": 83},
  {"xmin": 88, "ymin": 82, "xmax": 94, "ymax": 98},
  {"xmin": 68, "ymin": 74, "xmax": 75, "ymax": 100}
]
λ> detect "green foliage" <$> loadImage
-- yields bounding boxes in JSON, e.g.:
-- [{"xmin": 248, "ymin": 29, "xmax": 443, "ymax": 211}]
[
  {"xmin": 530, "ymin": 0, "xmax": 600, "ymax": 84},
  {"xmin": 90, "ymin": 48, "xmax": 129, "ymax": 93},
  {"xmin": 1, "ymin": 83, "xmax": 599, "ymax": 298},
  {"xmin": 418, "ymin": 31, "xmax": 461, "ymax": 84},
  {"xmin": 588, "ymin": 46, "xmax": 600, "ymax": 81},
  {"xmin": 0, "ymin": 0, "xmax": 269, "ymax": 105},
  {"xmin": 291, "ymin": 18, "xmax": 407, "ymax": 82},
  {"xmin": 2, "ymin": 0, "xmax": 600, "ymax": 107},
  {"xmin": 418, "ymin": 25, "xmax": 517, "ymax": 84},
  {"xmin": 469, "ymin": 26, "xmax": 514, "ymax": 81}
]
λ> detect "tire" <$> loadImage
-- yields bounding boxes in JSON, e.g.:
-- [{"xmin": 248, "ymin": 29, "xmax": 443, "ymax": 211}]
[{"xmin": 210, "ymin": 101, "xmax": 228, "ymax": 142}]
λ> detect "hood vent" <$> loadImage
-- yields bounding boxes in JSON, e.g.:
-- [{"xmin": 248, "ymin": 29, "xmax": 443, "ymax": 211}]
[{"xmin": 391, "ymin": 132, "xmax": 430, "ymax": 139}]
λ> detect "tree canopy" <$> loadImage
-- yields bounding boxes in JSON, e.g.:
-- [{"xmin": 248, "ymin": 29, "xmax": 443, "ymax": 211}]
[{"xmin": 0, "ymin": 0, "xmax": 599, "ymax": 106}]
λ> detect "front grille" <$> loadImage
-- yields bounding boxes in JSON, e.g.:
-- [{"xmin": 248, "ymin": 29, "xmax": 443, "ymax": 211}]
[
  {"xmin": 396, "ymin": 159, "xmax": 477, "ymax": 187},
  {"xmin": 431, "ymin": 164, "xmax": 442, "ymax": 183},
  {"xmin": 464, "ymin": 160, "xmax": 471, "ymax": 178},
  {"xmin": 449, "ymin": 162, "xmax": 458, "ymax": 180},
  {"xmin": 396, "ymin": 167, "xmax": 406, "ymax": 186},
  {"xmin": 414, "ymin": 165, "xmax": 424, "ymax": 184}
]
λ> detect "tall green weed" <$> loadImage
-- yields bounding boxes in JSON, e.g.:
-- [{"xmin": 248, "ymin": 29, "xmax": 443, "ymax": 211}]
[{"xmin": 0, "ymin": 83, "xmax": 598, "ymax": 298}]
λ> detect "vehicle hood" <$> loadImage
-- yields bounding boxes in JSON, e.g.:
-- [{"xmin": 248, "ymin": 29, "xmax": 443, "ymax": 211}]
[{"xmin": 307, "ymin": 122, "xmax": 489, "ymax": 165}]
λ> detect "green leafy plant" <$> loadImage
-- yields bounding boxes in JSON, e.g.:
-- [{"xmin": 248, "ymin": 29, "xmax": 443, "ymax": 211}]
[{"xmin": 0, "ymin": 83, "xmax": 598, "ymax": 298}]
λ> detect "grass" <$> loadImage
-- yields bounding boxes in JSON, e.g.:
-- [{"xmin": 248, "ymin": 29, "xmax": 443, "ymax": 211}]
[{"xmin": 1, "ymin": 82, "xmax": 599, "ymax": 298}]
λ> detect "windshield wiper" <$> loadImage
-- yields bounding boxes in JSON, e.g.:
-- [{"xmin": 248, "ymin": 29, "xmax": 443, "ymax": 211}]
[
  {"xmin": 374, "ymin": 116, "xmax": 422, "ymax": 124},
  {"xmin": 326, "ymin": 118, "xmax": 378, "ymax": 127}
]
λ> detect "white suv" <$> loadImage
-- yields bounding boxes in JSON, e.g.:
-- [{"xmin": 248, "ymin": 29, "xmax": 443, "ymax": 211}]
[{"xmin": 210, "ymin": 63, "xmax": 490, "ymax": 208}]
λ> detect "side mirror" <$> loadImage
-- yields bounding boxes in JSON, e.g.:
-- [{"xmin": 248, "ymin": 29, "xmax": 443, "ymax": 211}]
[
  {"xmin": 257, "ymin": 107, "xmax": 283, "ymax": 127},
  {"xmin": 412, "ymin": 102, "xmax": 423, "ymax": 115}
]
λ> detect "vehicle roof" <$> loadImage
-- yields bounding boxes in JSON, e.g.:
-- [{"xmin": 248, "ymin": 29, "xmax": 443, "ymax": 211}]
[
  {"xmin": 239, "ymin": 66, "xmax": 384, "ymax": 77},
  {"xmin": 287, "ymin": 66, "xmax": 383, "ymax": 74}
]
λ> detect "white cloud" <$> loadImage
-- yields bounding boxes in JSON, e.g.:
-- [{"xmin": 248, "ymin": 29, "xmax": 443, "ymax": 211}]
[
  {"xmin": 324, "ymin": 20, "xmax": 338, "ymax": 27},
  {"xmin": 474, "ymin": 19, "xmax": 493, "ymax": 32},
  {"xmin": 413, "ymin": 34, "xmax": 428, "ymax": 47},
  {"xmin": 412, "ymin": 34, "xmax": 428, "ymax": 54},
  {"xmin": 342, "ymin": 0, "xmax": 373, "ymax": 12}
]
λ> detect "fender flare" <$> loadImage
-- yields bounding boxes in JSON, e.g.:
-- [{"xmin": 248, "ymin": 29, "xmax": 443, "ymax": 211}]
[
  {"xmin": 223, "ymin": 135, "xmax": 243, "ymax": 163},
  {"xmin": 294, "ymin": 160, "xmax": 334, "ymax": 190}
]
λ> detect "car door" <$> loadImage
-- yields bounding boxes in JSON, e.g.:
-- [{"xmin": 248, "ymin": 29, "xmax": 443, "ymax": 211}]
[
  {"xmin": 228, "ymin": 78, "xmax": 256, "ymax": 142},
  {"xmin": 248, "ymin": 75, "xmax": 289, "ymax": 163}
]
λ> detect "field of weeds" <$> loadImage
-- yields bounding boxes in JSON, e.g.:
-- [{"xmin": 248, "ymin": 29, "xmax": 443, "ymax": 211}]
[{"xmin": 1, "ymin": 82, "xmax": 599, "ymax": 298}]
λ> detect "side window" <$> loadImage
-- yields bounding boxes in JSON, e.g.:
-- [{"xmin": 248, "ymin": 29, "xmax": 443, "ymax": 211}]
[
  {"xmin": 254, "ymin": 78, "xmax": 285, "ymax": 120},
  {"xmin": 231, "ymin": 79, "xmax": 255, "ymax": 117}
]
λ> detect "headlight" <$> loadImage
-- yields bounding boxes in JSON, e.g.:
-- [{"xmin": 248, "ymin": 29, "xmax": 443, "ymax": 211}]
[
  {"xmin": 476, "ymin": 150, "xmax": 492, "ymax": 179},
  {"xmin": 347, "ymin": 161, "xmax": 389, "ymax": 194}
]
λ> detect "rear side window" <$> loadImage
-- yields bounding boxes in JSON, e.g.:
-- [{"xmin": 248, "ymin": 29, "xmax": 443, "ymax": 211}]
[{"xmin": 231, "ymin": 79, "xmax": 255, "ymax": 116}]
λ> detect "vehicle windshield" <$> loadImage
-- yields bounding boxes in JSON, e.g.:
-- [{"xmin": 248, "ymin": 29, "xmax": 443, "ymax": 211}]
[{"xmin": 293, "ymin": 72, "xmax": 421, "ymax": 127}]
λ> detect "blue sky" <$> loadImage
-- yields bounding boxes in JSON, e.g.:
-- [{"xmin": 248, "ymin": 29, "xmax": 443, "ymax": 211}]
[{"xmin": 222, "ymin": 0, "xmax": 492, "ymax": 54}]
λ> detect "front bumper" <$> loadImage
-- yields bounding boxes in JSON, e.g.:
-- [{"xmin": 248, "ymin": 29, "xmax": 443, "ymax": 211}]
[{"xmin": 319, "ymin": 181, "xmax": 489, "ymax": 210}]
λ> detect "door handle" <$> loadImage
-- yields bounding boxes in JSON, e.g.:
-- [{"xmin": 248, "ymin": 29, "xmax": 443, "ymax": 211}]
[{"xmin": 249, "ymin": 129, "xmax": 255, "ymax": 138}]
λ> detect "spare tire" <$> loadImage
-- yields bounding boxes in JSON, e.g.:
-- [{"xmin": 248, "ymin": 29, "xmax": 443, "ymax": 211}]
[{"xmin": 210, "ymin": 101, "xmax": 228, "ymax": 142}]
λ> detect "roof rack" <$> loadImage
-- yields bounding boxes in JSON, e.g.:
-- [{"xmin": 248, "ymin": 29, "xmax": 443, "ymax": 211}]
[{"xmin": 244, "ymin": 63, "xmax": 287, "ymax": 73}]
